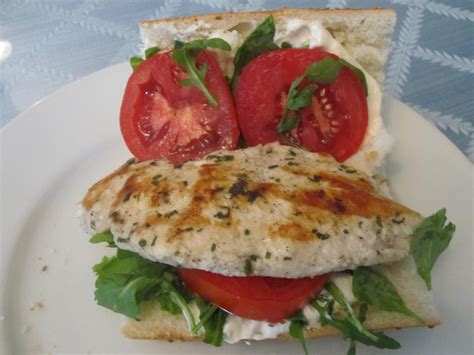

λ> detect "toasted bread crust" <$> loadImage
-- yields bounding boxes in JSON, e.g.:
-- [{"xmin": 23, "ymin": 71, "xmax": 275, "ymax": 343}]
[
  {"xmin": 140, "ymin": 8, "xmax": 395, "ymax": 27},
  {"xmin": 121, "ymin": 304, "xmax": 439, "ymax": 342}
]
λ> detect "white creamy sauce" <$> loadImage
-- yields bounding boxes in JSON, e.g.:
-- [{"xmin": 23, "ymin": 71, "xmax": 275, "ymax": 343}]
[
  {"xmin": 331, "ymin": 272, "xmax": 357, "ymax": 304},
  {"xmin": 302, "ymin": 303, "xmax": 322, "ymax": 328},
  {"xmin": 223, "ymin": 273, "xmax": 355, "ymax": 343},
  {"xmin": 223, "ymin": 316, "xmax": 290, "ymax": 344},
  {"xmin": 204, "ymin": 28, "xmax": 241, "ymax": 78}
]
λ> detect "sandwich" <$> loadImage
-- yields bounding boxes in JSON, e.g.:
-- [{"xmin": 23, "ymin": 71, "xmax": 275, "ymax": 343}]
[{"xmin": 80, "ymin": 8, "xmax": 455, "ymax": 354}]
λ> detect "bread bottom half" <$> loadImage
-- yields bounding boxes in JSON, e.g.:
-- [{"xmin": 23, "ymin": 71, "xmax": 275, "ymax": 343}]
[{"xmin": 121, "ymin": 257, "xmax": 440, "ymax": 342}]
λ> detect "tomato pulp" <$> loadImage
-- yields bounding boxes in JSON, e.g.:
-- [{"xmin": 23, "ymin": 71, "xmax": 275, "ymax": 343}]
[
  {"xmin": 120, "ymin": 50, "xmax": 239, "ymax": 164},
  {"xmin": 235, "ymin": 48, "xmax": 368, "ymax": 162},
  {"xmin": 179, "ymin": 268, "xmax": 331, "ymax": 323}
]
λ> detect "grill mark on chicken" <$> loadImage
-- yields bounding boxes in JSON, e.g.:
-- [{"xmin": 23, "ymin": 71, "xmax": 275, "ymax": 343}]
[
  {"xmin": 165, "ymin": 163, "xmax": 224, "ymax": 242},
  {"xmin": 270, "ymin": 222, "xmax": 314, "ymax": 242},
  {"xmin": 112, "ymin": 174, "xmax": 140, "ymax": 208},
  {"xmin": 82, "ymin": 158, "xmax": 137, "ymax": 209}
]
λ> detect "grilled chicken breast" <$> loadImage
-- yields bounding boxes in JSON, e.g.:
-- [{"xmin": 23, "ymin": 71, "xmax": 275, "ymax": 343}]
[{"xmin": 81, "ymin": 143, "xmax": 421, "ymax": 278}]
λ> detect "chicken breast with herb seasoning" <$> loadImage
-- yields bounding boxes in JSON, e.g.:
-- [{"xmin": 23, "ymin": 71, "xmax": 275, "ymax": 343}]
[{"xmin": 80, "ymin": 143, "xmax": 421, "ymax": 278}]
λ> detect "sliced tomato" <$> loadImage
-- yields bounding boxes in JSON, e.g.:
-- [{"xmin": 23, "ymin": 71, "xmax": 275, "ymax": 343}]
[
  {"xmin": 235, "ymin": 48, "xmax": 368, "ymax": 162},
  {"xmin": 179, "ymin": 268, "xmax": 330, "ymax": 323},
  {"xmin": 120, "ymin": 50, "xmax": 239, "ymax": 164}
]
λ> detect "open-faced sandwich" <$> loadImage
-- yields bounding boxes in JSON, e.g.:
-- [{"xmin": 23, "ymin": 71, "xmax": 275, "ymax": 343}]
[{"xmin": 79, "ymin": 8, "xmax": 455, "ymax": 354}]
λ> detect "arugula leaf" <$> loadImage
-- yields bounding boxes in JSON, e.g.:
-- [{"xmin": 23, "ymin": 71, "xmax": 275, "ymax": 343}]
[
  {"xmin": 353, "ymin": 267, "xmax": 423, "ymax": 322},
  {"xmin": 90, "ymin": 235, "xmax": 239, "ymax": 345},
  {"xmin": 129, "ymin": 46, "xmax": 161, "ymax": 70},
  {"xmin": 197, "ymin": 299, "xmax": 229, "ymax": 346},
  {"xmin": 193, "ymin": 300, "xmax": 218, "ymax": 333},
  {"xmin": 174, "ymin": 40, "xmax": 185, "ymax": 49},
  {"xmin": 172, "ymin": 38, "xmax": 231, "ymax": 107},
  {"xmin": 410, "ymin": 208, "xmax": 455, "ymax": 290},
  {"xmin": 305, "ymin": 56, "xmax": 343, "ymax": 84},
  {"xmin": 281, "ymin": 41, "xmax": 292, "ymax": 48},
  {"xmin": 129, "ymin": 56, "xmax": 144, "ymax": 70},
  {"xmin": 280, "ymin": 57, "xmax": 368, "ymax": 127},
  {"xmin": 172, "ymin": 49, "xmax": 215, "ymax": 106},
  {"xmin": 349, "ymin": 304, "xmax": 368, "ymax": 355},
  {"xmin": 312, "ymin": 299, "xmax": 400, "ymax": 352},
  {"xmin": 312, "ymin": 283, "xmax": 401, "ymax": 354},
  {"xmin": 99, "ymin": 275, "xmax": 160, "ymax": 319},
  {"xmin": 289, "ymin": 312, "xmax": 309, "ymax": 355},
  {"xmin": 144, "ymin": 46, "xmax": 160, "ymax": 59},
  {"xmin": 89, "ymin": 231, "xmax": 114, "ymax": 246},
  {"xmin": 231, "ymin": 15, "xmax": 279, "ymax": 91},
  {"xmin": 278, "ymin": 75, "xmax": 314, "ymax": 133},
  {"xmin": 287, "ymin": 86, "xmax": 315, "ymax": 110},
  {"xmin": 339, "ymin": 59, "xmax": 368, "ymax": 96},
  {"xmin": 156, "ymin": 293, "xmax": 182, "ymax": 315},
  {"xmin": 305, "ymin": 57, "xmax": 368, "ymax": 92},
  {"xmin": 159, "ymin": 273, "xmax": 199, "ymax": 331},
  {"xmin": 91, "ymin": 235, "xmax": 197, "ymax": 330},
  {"xmin": 358, "ymin": 303, "xmax": 368, "ymax": 323},
  {"xmin": 94, "ymin": 251, "xmax": 164, "ymax": 320},
  {"xmin": 278, "ymin": 113, "xmax": 301, "ymax": 134},
  {"xmin": 181, "ymin": 38, "xmax": 231, "ymax": 51},
  {"xmin": 326, "ymin": 282, "xmax": 377, "ymax": 341},
  {"xmin": 287, "ymin": 77, "xmax": 316, "ymax": 111},
  {"xmin": 278, "ymin": 56, "xmax": 345, "ymax": 133},
  {"xmin": 347, "ymin": 340, "xmax": 356, "ymax": 355}
]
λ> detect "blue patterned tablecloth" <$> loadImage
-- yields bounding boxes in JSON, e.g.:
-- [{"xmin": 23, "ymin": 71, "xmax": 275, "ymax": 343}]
[{"xmin": 1, "ymin": 0, "xmax": 473, "ymax": 162}]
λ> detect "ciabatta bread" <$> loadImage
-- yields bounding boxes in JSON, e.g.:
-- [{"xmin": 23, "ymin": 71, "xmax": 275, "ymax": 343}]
[{"xmin": 120, "ymin": 7, "xmax": 441, "ymax": 345}]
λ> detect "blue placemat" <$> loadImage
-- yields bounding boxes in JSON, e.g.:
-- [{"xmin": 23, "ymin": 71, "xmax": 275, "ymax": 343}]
[{"xmin": 1, "ymin": 0, "xmax": 473, "ymax": 162}]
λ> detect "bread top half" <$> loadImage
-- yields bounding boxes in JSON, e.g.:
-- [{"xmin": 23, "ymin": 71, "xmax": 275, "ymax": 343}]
[{"xmin": 140, "ymin": 8, "xmax": 396, "ymax": 85}]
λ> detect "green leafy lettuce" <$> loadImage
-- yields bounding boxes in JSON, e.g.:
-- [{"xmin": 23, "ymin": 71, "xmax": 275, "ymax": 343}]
[
  {"xmin": 129, "ymin": 56, "xmax": 144, "ymax": 70},
  {"xmin": 196, "ymin": 298, "xmax": 229, "ymax": 346},
  {"xmin": 90, "ymin": 232, "xmax": 228, "ymax": 345},
  {"xmin": 286, "ymin": 77, "xmax": 316, "ymax": 111},
  {"xmin": 278, "ymin": 75, "xmax": 314, "ymax": 133},
  {"xmin": 410, "ymin": 208, "xmax": 455, "ymax": 289},
  {"xmin": 89, "ymin": 231, "xmax": 115, "ymax": 246},
  {"xmin": 129, "ymin": 46, "xmax": 161, "ymax": 70},
  {"xmin": 230, "ymin": 15, "xmax": 279, "ymax": 91},
  {"xmin": 289, "ymin": 311, "xmax": 309, "ymax": 355},
  {"xmin": 311, "ymin": 283, "xmax": 401, "ymax": 355},
  {"xmin": 353, "ymin": 267, "xmax": 423, "ymax": 323},
  {"xmin": 172, "ymin": 38, "xmax": 231, "ymax": 107},
  {"xmin": 304, "ymin": 56, "xmax": 344, "ymax": 84}
]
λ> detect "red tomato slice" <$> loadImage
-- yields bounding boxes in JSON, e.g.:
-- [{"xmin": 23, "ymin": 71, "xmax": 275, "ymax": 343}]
[
  {"xmin": 235, "ymin": 48, "xmax": 368, "ymax": 162},
  {"xmin": 120, "ymin": 50, "xmax": 239, "ymax": 164},
  {"xmin": 179, "ymin": 268, "xmax": 331, "ymax": 323}
]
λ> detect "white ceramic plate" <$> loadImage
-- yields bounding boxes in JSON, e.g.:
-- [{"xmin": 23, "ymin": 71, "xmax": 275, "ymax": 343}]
[{"xmin": 0, "ymin": 62, "xmax": 472, "ymax": 355}]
